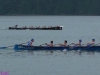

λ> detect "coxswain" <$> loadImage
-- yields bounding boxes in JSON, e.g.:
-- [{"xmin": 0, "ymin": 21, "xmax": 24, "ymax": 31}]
[
  {"xmin": 27, "ymin": 38, "xmax": 34, "ymax": 46},
  {"xmin": 56, "ymin": 40, "xmax": 67, "ymax": 47},
  {"xmin": 45, "ymin": 41, "xmax": 53, "ymax": 47}
]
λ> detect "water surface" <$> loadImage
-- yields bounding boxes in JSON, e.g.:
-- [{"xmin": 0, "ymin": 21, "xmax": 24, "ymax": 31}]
[{"xmin": 0, "ymin": 16, "xmax": 100, "ymax": 75}]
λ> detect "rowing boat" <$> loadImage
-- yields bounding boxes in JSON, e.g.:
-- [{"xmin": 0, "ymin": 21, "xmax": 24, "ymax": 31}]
[
  {"xmin": 0, "ymin": 26, "xmax": 63, "ymax": 30},
  {"xmin": 14, "ymin": 44, "xmax": 100, "ymax": 51},
  {"xmin": 7, "ymin": 26, "xmax": 63, "ymax": 30}
]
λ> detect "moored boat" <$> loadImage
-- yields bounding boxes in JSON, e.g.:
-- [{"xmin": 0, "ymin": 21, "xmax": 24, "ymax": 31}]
[{"xmin": 14, "ymin": 44, "xmax": 100, "ymax": 52}]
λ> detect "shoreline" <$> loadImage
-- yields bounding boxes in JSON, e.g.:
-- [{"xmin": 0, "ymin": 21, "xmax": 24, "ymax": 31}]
[{"xmin": 0, "ymin": 14, "xmax": 100, "ymax": 16}]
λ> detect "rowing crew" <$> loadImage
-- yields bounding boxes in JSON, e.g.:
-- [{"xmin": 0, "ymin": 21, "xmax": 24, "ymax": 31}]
[
  {"xmin": 27, "ymin": 38, "xmax": 95, "ymax": 47},
  {"xmin": 11, "ymin": 25, "xmax": 60, "ymax": 28}
]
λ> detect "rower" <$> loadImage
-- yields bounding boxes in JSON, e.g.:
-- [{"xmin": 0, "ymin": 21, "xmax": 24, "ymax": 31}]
[
  {"xmin": 87, "ymin": 39, "xmax": 95, "ymax": 46},
  {"xmin": 12, "ymin": 25, "xmax": 18, "ymax": 28},
  {"xmin": 48, "ymin": 26, "xmax": 52, "ymax": 28},
  {"xmin": 43, "ymin": 26, "xmax": 46, "ymax": 28},
  {"xmin": 45, "ymin": 41, "xmax": 53, "ymax": 47},
  {"xmin": 37, "ymin": 26, "xmax": 40, "ymax": 28},
  {"xmin": 15, "ymin": 25, "xmax": 18, "ymax": 28},
  {"xmin": 56, "ymin": 40, "xmax": 67, "ymax": 47},
  {"xmin": 57, "ymin": 25, "xmax": 60, "ymax": 27},
  {"xmin": 71, "ymin": 39, "xmax": 82, "ymax": 46},
  {"xmin": 31, "ymin": 26, "xmax": 34, "ymax": 28},
  {"xmin": 25, "ymin": 26, "xmax": 27, "ymax": 28},
  {"xmin": 27, "ymin": 38, "xmax": 34, "ymax": 46}
]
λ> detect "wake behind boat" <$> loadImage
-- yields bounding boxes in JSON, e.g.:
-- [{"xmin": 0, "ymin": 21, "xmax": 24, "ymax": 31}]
[{"xmin": 0, "ymin": 28, "xmax": 8, "ymax": 30}]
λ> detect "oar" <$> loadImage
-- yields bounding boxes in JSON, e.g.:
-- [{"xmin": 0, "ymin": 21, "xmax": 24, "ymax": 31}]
[
  {"xmin": 40, "ymin": 43, "xmax": 47, "ymax": 46},
  {"xmin": 54, "ymin": 44, "xmax": 64, "ymax": 46},
  {"xmin": 54, "ymin": 44, "xmax": 59, "ymax": 46},
  {"xmin": 0, "ymin": 45, "xmax": 14, "ymax": 49},
  {"xmin": 67, "ymin": 43, "xmax": 74, "ymax": 46},
  {"xmin": 94, "ymin": 43, "xmax": 100, "ymax": 46},
  {"xmin": 81, "ymin": 43, "xmax": 99, "ymax": 46},
  {"xmin": 0, "ymin": 42, "xmax": 28, "ymax": 49}
]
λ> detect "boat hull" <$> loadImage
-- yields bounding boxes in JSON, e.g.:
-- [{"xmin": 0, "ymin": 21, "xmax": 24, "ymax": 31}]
[
  {"xmin": 8, "ymin": 27, "xmax": 62, "ymax": 30},
  {"xmin": 14, "ymin": 44, "xmax": 100, "ymax": 52}
]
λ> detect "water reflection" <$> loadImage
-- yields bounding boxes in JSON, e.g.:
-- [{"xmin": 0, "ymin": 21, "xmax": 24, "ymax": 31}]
[
  {"xmin": 0, "ymin": 50, "xmax": 98, "ymax": 58},
  {"xmin": 22, "ymin": 50, "xmax": 95, "ymax": 56}
]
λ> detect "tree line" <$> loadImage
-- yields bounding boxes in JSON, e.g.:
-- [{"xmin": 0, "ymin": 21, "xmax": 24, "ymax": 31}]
[{"xmin": 0, "ymin": 0, "xmax": 100, "ymax": 15}]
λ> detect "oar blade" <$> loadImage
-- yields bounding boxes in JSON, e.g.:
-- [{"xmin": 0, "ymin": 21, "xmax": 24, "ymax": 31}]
[{"xmin": 0, "ymin": 47, "xmax": 7, "ymax": 49}]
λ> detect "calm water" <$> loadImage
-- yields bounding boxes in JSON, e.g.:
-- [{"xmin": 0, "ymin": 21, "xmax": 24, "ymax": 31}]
[{"xmin": 0, "ymin": 16, "xmax": 100, "ymax": 75}]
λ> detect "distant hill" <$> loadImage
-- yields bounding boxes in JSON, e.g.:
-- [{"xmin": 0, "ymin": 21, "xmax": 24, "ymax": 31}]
[{"xmin": 0, "ymin": 0, "xmax": 100, "ymax": 15}]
